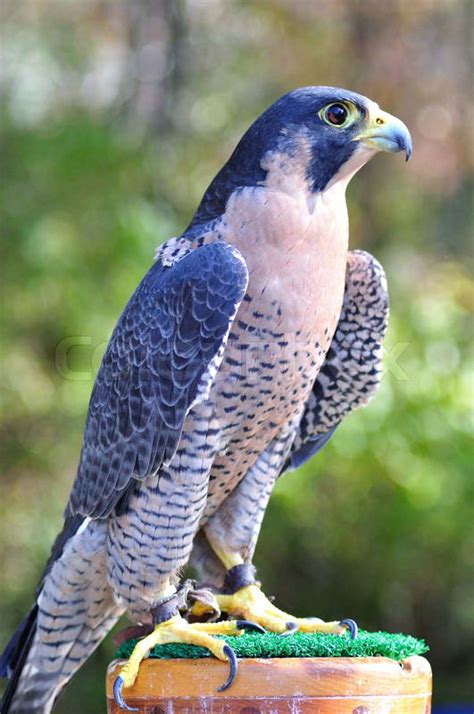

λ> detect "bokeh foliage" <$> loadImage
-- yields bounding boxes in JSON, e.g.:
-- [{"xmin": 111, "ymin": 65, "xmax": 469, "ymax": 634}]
[{"xmin": 0, "ymin": 1, "xmax": 472, "ymax": 709}]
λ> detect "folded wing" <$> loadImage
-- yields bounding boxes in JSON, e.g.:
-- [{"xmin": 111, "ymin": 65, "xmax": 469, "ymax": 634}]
[
  {"xmin": 286, "ymin": 250, "xmax": 389, "ymax": 471},
  {"xmin": 67, "ymin": 241, "xmax": 248, "ymax": 518}
]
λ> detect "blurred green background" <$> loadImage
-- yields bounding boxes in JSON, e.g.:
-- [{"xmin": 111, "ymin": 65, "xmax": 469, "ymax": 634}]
[{"xmin": 0, "ymin": 1, "xmax": 472, "ymax": 710}]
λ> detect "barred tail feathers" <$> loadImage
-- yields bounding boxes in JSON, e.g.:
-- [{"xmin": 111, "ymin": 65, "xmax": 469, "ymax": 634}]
[{"xmin": 1, "ymin": 518, "xmax": 123, "ymax": 713}]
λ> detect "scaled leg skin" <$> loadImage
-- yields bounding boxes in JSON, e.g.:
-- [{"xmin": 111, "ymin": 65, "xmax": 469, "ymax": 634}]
[
  {"xmin": 191, "ymin": 439, "xmax": 357, "ymax": 638},
  {"xmin": 214, "ymin": 562, "xmax": 357, "ymax": 638},
  {"xmin": 113, "ymin": 582, "xmax": 267, "ymax": 710},
  {"xmin": 113, "ymin": 600, "xmax": 237, "ymax": 710}
]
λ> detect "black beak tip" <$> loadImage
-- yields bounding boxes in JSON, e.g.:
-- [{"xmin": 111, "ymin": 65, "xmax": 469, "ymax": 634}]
[{"xmin": 401, "ymin": 135, "xmax": 413, "ymax": 162}]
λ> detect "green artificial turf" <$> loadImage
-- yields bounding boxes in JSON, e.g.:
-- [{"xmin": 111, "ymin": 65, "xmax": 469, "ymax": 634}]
[{"xmin": 115, "ymin": 629, "xmax": 429, "ymax": 662}]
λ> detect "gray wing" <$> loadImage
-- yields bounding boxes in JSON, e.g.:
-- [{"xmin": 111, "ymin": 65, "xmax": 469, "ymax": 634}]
[
  {"xmin": 67, "ymin": 240, "xmax": 248, "ymax": 518},
  {"xmin": 285, "ymin": 250, "xmax": 389, "ymax": 471}
]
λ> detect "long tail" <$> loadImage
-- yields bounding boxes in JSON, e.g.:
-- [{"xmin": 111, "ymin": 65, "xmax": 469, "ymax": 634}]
[
  {"xmin": 1, "ymin": 516, "xmax": 123, "ymax": 714},
  {"xmin": 0, "ymin": 607, "xmax": 39, "ymax": 711}
]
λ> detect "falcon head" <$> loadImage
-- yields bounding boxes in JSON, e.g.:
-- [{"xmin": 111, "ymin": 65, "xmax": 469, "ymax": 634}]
[
  {"xmin": 275, "ymin": 86, "xmax": 412, "ymax": 189},
  {"xmin": 193, "ymin": 86, "xmax": 412, "ymax": 223}
]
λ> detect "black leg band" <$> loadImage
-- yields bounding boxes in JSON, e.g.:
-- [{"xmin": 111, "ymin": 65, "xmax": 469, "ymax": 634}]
[{"xmin": 223, "ymin": 563, "xmax": 257, "ymax": 594}]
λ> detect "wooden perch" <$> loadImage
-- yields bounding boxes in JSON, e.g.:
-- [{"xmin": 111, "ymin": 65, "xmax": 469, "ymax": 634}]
[{"xmin": 106, "ymin": 654, "xmax": 432, "ymax": 713}]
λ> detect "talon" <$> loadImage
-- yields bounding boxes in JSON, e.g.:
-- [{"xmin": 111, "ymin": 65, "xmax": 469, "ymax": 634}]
[
  {"xmin": 280, "ymin": 621, "xmax": 298, "ymax": 636},
  {"xmin": 217, "ymin": 644, "xmax": 238, "ymax": 691},
  {"xmin": 340, "ymin": 618, "xmax": 358, "ymax": 639},
  {"xmin": 113, "ymin": 675, "xmax": 138, "ymax": 712},
  {"xmin": 235, "ymin": 619, "xmax": 266, "ymax": 634}
]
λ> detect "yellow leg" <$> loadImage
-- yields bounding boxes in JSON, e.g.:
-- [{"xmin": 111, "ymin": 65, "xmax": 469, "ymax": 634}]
[
  {"xmin": 215, "ymin": 584, "xmax": 354, "ymax": 635},
  {"xmin": 113, "ymin": 615, "xmax": 245, "ymax": 711},
  {"xmin": 209, "ymin": 543, "xmax": 244, "ymax": 570},
  {"xmin": 197, "ymin": 540, "xmax": 357, "ymax": 638}
]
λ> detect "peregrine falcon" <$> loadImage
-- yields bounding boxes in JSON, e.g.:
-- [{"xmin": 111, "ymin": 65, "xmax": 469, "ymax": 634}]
[{"xmin": 0, "ymin": 86, "xmax": 411, "ymax": 713}]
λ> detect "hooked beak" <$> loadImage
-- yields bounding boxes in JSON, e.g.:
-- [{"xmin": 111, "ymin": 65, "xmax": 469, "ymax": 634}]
[{"xmin": 356, "ymin": 107, "xmax": 412, "ymax": 161}]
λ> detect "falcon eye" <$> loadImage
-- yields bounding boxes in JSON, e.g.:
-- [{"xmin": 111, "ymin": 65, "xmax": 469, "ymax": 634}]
[
  {"xmin": 324, "ymin": 103, "xmax": 348, "ymax": 126},
  {"xmin": 319, "ymin": 101, "xmax": 358, "ymax": 129}
]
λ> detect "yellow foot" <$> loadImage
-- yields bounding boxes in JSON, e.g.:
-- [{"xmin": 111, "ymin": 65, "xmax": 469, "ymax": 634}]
[
  {"xmin": 113, "ymin": 615, "xmax": 262, "ymax": 711},
  {"xmin": 209, "ymin": 585, "xmax": 357, "ymax": 637}
]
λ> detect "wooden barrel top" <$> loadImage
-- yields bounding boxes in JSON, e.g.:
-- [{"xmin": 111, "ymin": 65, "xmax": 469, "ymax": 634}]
[{"xmin": 106, "ymin": 655, "xmax": 432, "ymax": 713}]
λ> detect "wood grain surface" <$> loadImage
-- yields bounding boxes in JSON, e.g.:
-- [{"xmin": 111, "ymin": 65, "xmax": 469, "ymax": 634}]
[{"xmin": 106, "ymin": 655, "xmax": 432, "ymax": 713}]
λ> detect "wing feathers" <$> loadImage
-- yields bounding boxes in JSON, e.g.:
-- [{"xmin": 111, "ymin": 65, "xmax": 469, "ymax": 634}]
[
  {"xmin": 67, "ymin": 241, "xmax": 248, "ymax": 519},
  {"xmin": 285, "ymin": 250, "xmax": 389, "ymax": 473}
]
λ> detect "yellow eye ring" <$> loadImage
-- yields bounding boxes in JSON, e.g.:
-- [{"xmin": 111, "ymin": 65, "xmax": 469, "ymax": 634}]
[{"xmin": 320, "ymin": 102, "xmax": 353, "ymax": 128}]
